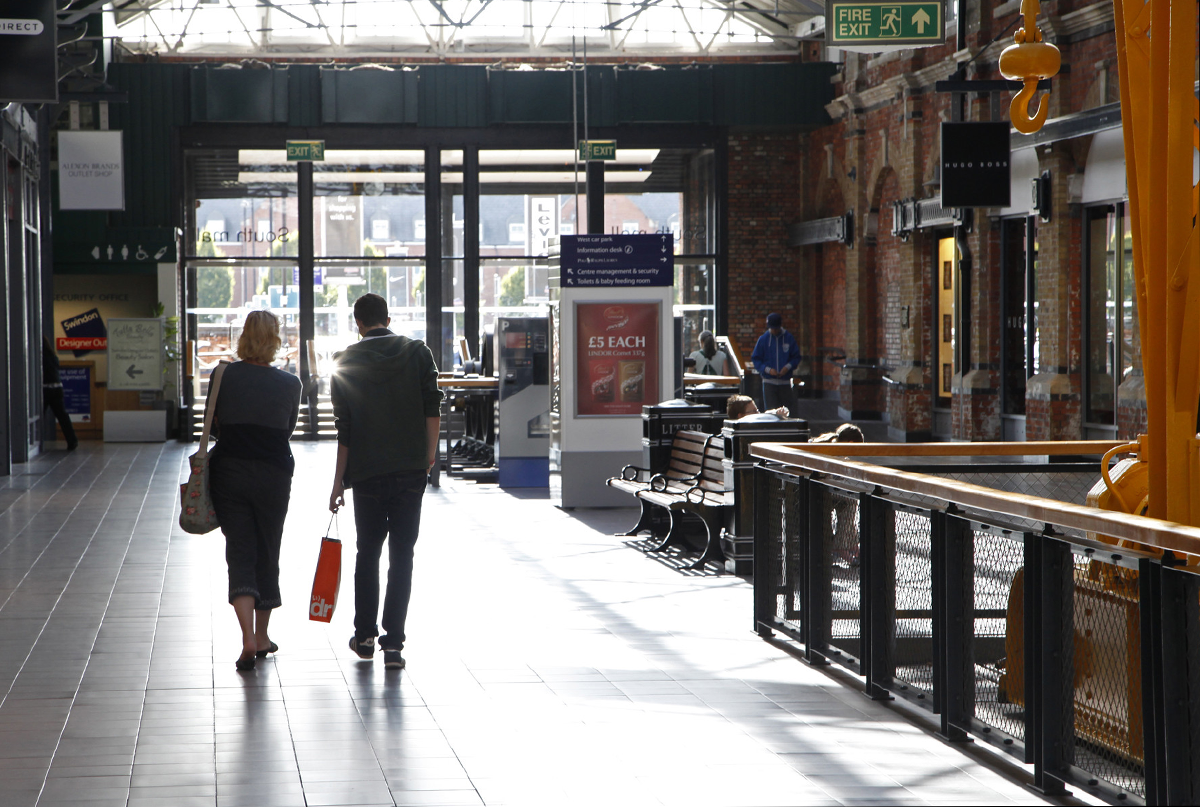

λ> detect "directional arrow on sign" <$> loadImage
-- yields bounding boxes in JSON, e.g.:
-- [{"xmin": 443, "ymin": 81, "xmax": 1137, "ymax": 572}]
[
  {"xmin": 126, "ymin": 365, "xmax": 144, "ymax": 379},
  {"xmin": 911, "ymin": 8, "xmax": 930, "ymax": 32}
]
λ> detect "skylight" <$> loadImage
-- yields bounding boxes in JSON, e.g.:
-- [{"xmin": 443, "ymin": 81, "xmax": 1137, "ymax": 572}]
[{"xmin": 104, "ymin": 0, "xmax": 814, "ymax": 58}]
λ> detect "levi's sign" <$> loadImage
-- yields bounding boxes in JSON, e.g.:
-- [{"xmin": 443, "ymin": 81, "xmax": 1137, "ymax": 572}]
[{"xmin": 827, "ymin": 0, "xmax": 944, "ymax": 47}]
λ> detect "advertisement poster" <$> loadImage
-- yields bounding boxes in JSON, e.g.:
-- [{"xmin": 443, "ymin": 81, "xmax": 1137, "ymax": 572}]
[
  {"xmin": 576, "ymin": 301, "xmax": 659, "ymax": 417},
  {"xmin": 60, "ymin": 366, "xmax": 92, "ymax": 423}
]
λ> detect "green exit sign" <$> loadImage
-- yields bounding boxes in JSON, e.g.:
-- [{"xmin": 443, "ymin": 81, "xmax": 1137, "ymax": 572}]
[
  {"xmin": 579, "ymin": 140, "xmax": 617, "ymax": 161},
  {"xmin": 286, "ymin": 140, "xmax": 325, "ymax": 161},
  {"xmin": 827, "ymin": 0, "xmax": 944, "ymax": 47}
]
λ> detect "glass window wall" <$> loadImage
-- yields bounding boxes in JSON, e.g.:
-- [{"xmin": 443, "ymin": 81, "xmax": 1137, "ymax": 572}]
[{"xmin": 1084, "ymin": 203, "xmax": 1137, "ymax": 426}]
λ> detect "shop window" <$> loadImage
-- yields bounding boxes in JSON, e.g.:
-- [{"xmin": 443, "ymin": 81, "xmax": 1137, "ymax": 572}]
[
  {"xmin": 1084, "ymin": 203, "xmax": 1137, "ymax": 426},
  {"xmin": 1001, "ymin": 217, "xmax": 1037, "ymax": 416},
  {"xmin": 936, "ymin": 236, "xmax": 957, "ymax": 405}
]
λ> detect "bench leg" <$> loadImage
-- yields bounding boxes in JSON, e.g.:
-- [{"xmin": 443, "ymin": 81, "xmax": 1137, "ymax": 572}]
[
  {"xmin": 617, "ymin": 499, "xmax": 669, "ymax": 538},
  {"xmin": 685, "ymin": 510, "xmax": 726, "ymax": 571},
  {"xmin": 646, "ymin": 508, "xmax": 688, "ymax": 552}
]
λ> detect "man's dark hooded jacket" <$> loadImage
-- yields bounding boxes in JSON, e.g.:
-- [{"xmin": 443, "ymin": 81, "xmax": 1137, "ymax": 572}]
[{"xmin": 331, "ymin": 331, "xmax": 442, "ymax": 485}]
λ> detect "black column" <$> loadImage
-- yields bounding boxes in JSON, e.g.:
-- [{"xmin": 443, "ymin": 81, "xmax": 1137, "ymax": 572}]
[
  {"xmin": 297, "ymin": 161, "xmax": 316, "ymax": 438},
  {"xmin": 715, "ymin": 137, "xmax": 729, "ymax": 336},
  {"xmin": 425, "ymin": 147, "xmax": 443, "ymax": 368},
  {"xmin": 463, "ymin": 147, "xmax": 480, "ymax": 359},
  {"xmin": 586, "ymin": 161, "xmax": 604, "ymax": 234}
]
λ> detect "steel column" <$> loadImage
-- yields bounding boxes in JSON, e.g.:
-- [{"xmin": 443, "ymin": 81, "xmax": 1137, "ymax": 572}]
[
  {"xmin": 297, "ymin": 161, "xmax": 316, "ymax": 438},
  {"xmin": 586, "ymin": 160, "xmax": 604, "ymax": 234},
  {"xmin": 1158, "ymin": 560, "xmax": 1200, "ymax": 804},
  {"xmin": 425, "ymin": 147, "xmax": 443, "ymax": 369},
  {"xmin": 861, "ymin": 491, "xmax": 894, "ymax": 700},
  {"xmin": 941, "ymin": 511, "xmax": 974, "ymax": 742},
  {"xmin": 803, "ymin": 477, "xmax": 829, "ymax": 665},
  {"xmin": 463, "ymin": 147, "xmax": 480, "ymax": 358}
]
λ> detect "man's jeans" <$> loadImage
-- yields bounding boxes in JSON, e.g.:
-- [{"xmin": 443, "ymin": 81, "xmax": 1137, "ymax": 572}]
[{"xmin": 351, "ymin": 470, "xmax": 427, "ymax": 651}]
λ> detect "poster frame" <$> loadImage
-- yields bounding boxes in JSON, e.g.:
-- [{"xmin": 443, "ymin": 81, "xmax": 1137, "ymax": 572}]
[{"xmin": 573, "ymin": 299, "xmax": 661, "ymax": 419}]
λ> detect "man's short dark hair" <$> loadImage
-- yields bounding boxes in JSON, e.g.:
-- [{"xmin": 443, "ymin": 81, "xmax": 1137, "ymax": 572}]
[{"xmin": 354, "ymin": 293, "xmax": 388, "ymax": 327}]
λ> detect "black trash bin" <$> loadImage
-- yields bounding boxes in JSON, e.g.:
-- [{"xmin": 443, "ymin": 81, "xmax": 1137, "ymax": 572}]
[
  {"xmin": 641, "ymin": 398, "xmax": 714, "ymax": 474},
  {"xmin": 720, "ymin": 414, "xmax": 810, "ymax": 575},
  {"xmin": 686, "ymin": 382, "xmax": 740, "ymax": 421}
]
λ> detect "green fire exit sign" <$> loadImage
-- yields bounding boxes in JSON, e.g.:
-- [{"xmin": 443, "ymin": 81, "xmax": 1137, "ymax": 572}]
[
  {"xmin": 286, "ymin": 140, "xmax": 325, "ymax": 161},
  {"xmin": 827, "ymin": 0, "xmax": 945, "ymax": 47},
  {"xmin": 578, "ymin": 140, "xmax": 617, "ymax": 161}
]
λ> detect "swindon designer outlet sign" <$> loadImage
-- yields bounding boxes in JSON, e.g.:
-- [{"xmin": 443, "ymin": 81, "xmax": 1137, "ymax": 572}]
[{"xmin": 58, "ymin": 131, "xmax": 126, "ymax": 211}]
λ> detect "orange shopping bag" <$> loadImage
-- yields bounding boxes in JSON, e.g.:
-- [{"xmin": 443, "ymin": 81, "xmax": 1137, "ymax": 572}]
[{"xmin": 310, "ymin": 516, "xmax": 342, "ymax": 623}]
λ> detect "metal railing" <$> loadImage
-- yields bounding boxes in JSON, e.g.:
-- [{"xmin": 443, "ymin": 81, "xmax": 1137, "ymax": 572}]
[{"xmin": 752, "ymin": 441, "xmax": 1200, "ymax": 806}]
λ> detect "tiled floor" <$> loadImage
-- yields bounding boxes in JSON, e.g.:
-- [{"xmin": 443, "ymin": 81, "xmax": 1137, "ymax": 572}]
[{"xmin": 0, "ymin": 441, "xmax": 1076, "ymax": 807}]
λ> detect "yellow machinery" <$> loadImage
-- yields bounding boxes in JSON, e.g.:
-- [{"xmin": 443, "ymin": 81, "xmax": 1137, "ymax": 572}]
[{"xmin": 993, "ymin": 0, "xmax": 1199, "ymax": 769}]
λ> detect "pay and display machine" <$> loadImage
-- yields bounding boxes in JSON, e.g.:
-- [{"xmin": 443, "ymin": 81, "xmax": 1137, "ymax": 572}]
[{"xmin": 495, "ymin": 317, "xmax": 550, "ymax": 487}]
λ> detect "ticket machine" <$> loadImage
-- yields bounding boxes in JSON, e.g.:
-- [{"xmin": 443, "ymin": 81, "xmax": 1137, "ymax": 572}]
[{"xmin": 495, "ymin": 317, "xmax": 550, "ymax": 487}]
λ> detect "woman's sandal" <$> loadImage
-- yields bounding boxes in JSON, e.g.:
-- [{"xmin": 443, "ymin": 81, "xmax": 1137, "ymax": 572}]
[
  {"xmin": 235, "ymin": 651, "xmax": 256, "ymax": 671},
  {"xmin": 255, "ymin": 641, "xmax": 279, "ymax": 659}
]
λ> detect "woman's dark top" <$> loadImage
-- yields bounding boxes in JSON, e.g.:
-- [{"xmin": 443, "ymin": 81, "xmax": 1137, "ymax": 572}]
[{"xmin": 209, "ymin": 362, "xmax": 302, "ymax": 474}]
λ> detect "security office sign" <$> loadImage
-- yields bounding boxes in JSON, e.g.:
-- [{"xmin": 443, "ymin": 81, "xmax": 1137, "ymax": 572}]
[
  {"xmin": 0, "ymin": 0, "xmax": 56, "ymax": 103},
  {"xmin": 941, "ymin": 122, "xmax": 1011, "ymax": 208},
  {"xmin": 58, "ymin": 131, "xmax": 126, "ymax": 211}
]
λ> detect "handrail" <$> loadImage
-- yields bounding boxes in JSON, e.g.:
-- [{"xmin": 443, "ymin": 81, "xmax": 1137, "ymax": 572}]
[{"xmin": 750, "ymin": 442, "xmax": 1200, "ymax": 558}]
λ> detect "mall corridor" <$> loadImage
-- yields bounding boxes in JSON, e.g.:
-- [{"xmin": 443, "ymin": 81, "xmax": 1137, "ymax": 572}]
[{"xmin": 0, "ymin": 442, "xmax": 1065, "ymax": 807}]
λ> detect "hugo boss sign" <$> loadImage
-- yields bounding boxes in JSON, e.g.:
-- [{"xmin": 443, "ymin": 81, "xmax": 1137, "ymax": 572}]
[
  {"xmin": 0, "ymin": 0, "xmax": 56, "ymax": 103},
  {"xmin": 940, "ymin": 122, "xmax": 1011, "ymax": 208}
]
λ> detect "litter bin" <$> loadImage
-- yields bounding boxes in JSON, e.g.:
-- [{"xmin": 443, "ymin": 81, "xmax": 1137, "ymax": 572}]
[
  {"xmin": 641, "ymin": 398, "xmax": 714, "ymax": 474},
  {"xmin": 720, "ymin": 413, "xmax": 810, "ymax": 575},
  {"xmin": 686, "ymin": 382, "xmax": 740, "ymax": 421}
]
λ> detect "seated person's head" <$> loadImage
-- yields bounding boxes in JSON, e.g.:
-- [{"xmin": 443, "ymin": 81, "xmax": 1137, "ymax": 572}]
[
  {"xmin": 811, "ymin": 423, "xmax": 866, "ymax": 443},
  {"xmin": 726, "ymin": 395, "xmax": 758, "ymax": 420},
  {"xmin": 353, "ymin": 293, "xmax": 390, "ymax": 332}
]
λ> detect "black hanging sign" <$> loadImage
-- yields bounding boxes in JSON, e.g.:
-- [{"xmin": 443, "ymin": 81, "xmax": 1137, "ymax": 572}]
[
  {"xmin": 940, "ymin": 122, "xmax": 1011, "ymax": 208},
  {"xmin": 0, "ymin": 0, "xmax": 57, "ymax": 103}
]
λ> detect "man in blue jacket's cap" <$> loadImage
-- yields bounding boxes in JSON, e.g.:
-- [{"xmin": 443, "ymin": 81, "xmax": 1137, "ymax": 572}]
[{"xmin": 751, "ymin": 312, "xmax": 800, "ymax": 418}]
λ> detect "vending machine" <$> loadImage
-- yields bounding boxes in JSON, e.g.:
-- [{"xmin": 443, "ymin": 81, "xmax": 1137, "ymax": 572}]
[{"xmin": 495, "ymin": 316, "xmax": 550, "ymax": 488}]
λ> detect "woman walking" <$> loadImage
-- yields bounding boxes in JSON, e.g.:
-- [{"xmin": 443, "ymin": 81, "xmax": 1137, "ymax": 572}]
[{"xmin": 206, "ymin": 311, "xmax": 302, "ymax": 671}]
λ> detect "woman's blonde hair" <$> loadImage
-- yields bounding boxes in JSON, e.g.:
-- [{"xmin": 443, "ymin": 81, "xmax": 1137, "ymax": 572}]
[{"xmin": 237, "ymin": 310, "xmax": 282, "ymax": 364}]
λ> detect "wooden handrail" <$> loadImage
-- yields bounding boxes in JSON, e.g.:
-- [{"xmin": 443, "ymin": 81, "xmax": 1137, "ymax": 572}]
[
  {"xmin": 769, "ymin": 440, "xmax": 1128, "ymax": 458},
  {"xmin": 750, "ymin": 442, "xmax": 1200, "ymax": 558}
]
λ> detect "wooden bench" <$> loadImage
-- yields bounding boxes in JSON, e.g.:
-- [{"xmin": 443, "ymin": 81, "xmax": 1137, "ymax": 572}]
[{"xmin": 606, "ymin": 429, "xmax": 732, "ymax": 569}]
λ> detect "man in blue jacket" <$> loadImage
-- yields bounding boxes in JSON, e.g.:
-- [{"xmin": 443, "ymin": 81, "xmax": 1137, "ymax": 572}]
[{"xmin": 751, "ymin": 312, "xmax": 801, "ymax": 417}]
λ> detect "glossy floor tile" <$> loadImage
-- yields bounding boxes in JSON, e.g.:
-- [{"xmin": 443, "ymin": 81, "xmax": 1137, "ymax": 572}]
[{"xmin": 0, "ymin": 441, "xmax": 1078, "ymax": 806}]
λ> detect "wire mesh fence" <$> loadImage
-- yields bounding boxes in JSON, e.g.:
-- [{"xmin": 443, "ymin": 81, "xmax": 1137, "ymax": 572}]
[
  {"xmin": 893, "ymin": 508, "xmax": 935, "ymax": 697},
  {"xmin": 751, "ymin": 453, "xmax": 1200, "ymax": 807},
  {"xmin": 972, "ymin": 527, "xmax": 1026, "ymax": 743}
]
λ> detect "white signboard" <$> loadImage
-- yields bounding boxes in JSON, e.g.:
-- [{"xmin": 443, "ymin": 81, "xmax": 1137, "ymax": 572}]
[
  {"xmin": 58, "ymin": 131, "xmax": 125, "ymax": 211},
  {"xmin": 107, "ymin": 318, "xmax": 163, "ymax": 391},
  {"xmin": 526, "ymin": 196, "xmax": 557, "ymax": 257}
]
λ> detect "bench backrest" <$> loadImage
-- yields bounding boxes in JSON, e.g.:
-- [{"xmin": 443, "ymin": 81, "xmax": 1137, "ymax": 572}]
[{"xmin": 665, "ymin": 430, "xmax": 726, "ymax": 493}]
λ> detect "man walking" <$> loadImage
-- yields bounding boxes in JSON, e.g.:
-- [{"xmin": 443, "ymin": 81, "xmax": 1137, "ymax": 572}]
[
  {"xmin": 751, "ymin": 312, "xmax": 801, "ymax": 418},
  {"xmin": 329, "ymin": 293, "xmax": 442, "ymax": 669}
]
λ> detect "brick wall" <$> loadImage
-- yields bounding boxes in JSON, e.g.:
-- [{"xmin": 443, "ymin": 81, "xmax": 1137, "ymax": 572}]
[{"xmin": 726, "ymin": 132, "xmax": 801, "ymax": 362}]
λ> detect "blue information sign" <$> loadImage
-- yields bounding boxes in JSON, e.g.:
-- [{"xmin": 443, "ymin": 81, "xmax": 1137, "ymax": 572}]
[
  {"xmin": 60, "ymin": 365, "xmax": 92, "ymax": 423},
  {"xmin": 560, "ymin": 234, "xmax": 674, "ymax": 288}
]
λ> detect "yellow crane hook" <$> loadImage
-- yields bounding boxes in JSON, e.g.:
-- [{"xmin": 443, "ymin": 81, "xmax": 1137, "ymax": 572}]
[{"xmin": 998, "ymin": 0, "xmax": 1061, "ymax": 135}]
